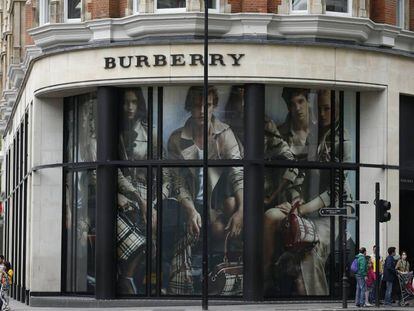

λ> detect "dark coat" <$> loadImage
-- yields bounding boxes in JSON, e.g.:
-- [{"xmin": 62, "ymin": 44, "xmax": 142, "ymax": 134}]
[{"xmin": 383, "ymin": 255, "xmax": 396, "ymax": 282}]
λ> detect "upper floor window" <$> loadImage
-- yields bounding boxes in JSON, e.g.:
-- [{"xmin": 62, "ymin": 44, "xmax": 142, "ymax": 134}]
[
  {"xmin": 39, "ymin": 0, "xmax": 50, "ymax": 25},
  {"xmin": 134, "ymin": 0, "xmax": 219, "ymax": 14},
  {"xmin": 326, "ymin": 0, "xmax": 351, "ymax": 15},
  {"xmin": 291, "ymin": 0, "xmax": 308, "ymax": 13},
  {"xmin": 65, "ymin": 0, "xmax": 81, "ymax": 22},
  {"xmin": 396, "ymin": 0, "xmax": 405, "ymax": 28}
]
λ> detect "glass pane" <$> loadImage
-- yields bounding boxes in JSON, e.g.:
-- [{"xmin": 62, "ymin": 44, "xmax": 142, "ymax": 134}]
[
  {"xmin": 117, "ymin": 167, "xmax": 149, "ymax": 295},
  {"xmin": 64, "ymin": 170, "xmax": 96, "ymax": 293},
  {"xmin": 344, "ymin": 91, "xmax": 357, "ymax": 163},
  {"xmin": 165, "ymin": 85, "xmax": 244, "ymax": 161},
  {"xmin": 157, "ymin": 0, "xmax": 186, "ymax": 9},
  {"xmin": 161, "ymin": 167, "xmax": 203, "ymax": 295},
  {"xmin": 292, "ymin": 0, "xmax": 307, "ymax": 11},
  {"xmin": 67, "ymin": 0, "xmax": 81, "ymax": 19},
  {"xmin": 326, "ymin": 0, "xmax": 348, "ymax": 13},
  {"xmin": 209, "ymin": 166, "xmax": 244, "ymax": 297},
  {"xmin": 119, "ymin": 88, "xmax": 148, "ymax": 161},
  {"xmin": 264, "ymin": 167, "xmax": 331, "ymax": 297},
  {"xmin": 77, "ymin": 94, "xmax": 97, "ymax": 162}
]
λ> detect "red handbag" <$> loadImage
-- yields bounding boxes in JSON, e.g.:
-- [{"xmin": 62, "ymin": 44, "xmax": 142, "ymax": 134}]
[{"xmin": 282, "ymin": 202, "xmax": 319, "ymax": 253}]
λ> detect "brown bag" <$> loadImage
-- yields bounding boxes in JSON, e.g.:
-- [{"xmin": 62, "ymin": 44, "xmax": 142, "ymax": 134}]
[
  {"xmin": 208, "ymin": 233, "xmax": 243, "ymax": 296},
  {"xmin": 282, "ymin": 202, "xmax": 319, "ymax": 253}
]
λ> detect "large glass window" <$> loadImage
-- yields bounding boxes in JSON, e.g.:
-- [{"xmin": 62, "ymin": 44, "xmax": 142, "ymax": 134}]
[
  {"xmin": 62, "ymin": 84, "xmax": 357, "ymax": 299},
  {"xmin": 264, "ymin": 86, "xmax": 358, "ymax": 297}
]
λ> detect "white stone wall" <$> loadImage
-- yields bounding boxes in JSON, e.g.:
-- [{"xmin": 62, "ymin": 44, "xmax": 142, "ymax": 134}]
[{"xmin": 29, "ymin": 97, "xmax": 63, "ymax": 292}]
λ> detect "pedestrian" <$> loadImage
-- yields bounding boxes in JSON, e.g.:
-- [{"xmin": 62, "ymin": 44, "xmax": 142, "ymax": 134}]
[
  {"xmin": 365, "ymin": 257, "xmax": 376, "ymax": 307},
  {"xmin": 354, "ymin": 247, "xmax": 368, "ymax": 307},
  {"xmin": 396, "ymin": 251, "xmax": 410, "ymax": 273},
  {"xmin": 0, "ymin": 261, "xmax": 13, "ymax": 311},
  {"xmin": 383, "ymin": 247, "xmax": 397, "ymax": 306}
]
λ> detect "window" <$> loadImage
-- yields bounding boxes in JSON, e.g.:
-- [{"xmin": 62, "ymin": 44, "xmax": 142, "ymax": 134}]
[
  {"xmin": 149, "ymin": 0, "xmax": 219, "ymax": 13},
  {"xmin": 326, "ymin": 0, "xmax": 351, "ymax": 15},
  {"xmin": 39, "ymin": 0, "xmax": 50, "ymax": 25},
  {"xmin": 65, "ymin": 0, "xmax": 81, "ymax": 22},
  {"xmin": 291, "ymin": 0, "xmax": 308, "ymax": 13},
  {"xmin": 396, "ymin": 0, "xmax": 405, "ymax": 28}
]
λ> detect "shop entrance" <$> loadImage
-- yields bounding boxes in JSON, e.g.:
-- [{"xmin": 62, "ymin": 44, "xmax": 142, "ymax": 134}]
[
  {"xmin": 400, "ymin": 95, "xmax": 414, "ymax": 266},
  {"xmin": 399, "ymin": 189, "xmax": 414, "ymax": 267}
]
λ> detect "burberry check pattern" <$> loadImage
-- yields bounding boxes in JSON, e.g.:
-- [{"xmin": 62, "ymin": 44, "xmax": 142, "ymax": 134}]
[{"xmin": 117, "ymin": 212, "xmax": 146, "ymax": 261}]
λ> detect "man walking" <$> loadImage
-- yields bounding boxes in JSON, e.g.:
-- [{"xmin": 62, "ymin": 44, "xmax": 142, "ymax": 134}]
[
  {"xmin": 383, "ymin": 247, "xmax": 397, "ymax": 306},
  {"xmin": 355, "ymin": 247, "xmax": 368, "ymax": 307}
]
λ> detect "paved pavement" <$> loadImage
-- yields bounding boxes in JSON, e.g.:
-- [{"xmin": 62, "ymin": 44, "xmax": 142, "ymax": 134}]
[{"xmin": 7, "ymin": 299, "xmax": 414, "ymax": 311}]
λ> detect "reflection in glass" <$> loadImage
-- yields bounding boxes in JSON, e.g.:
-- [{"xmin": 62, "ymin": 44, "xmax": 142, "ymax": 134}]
[
  {"xmin": 161, "ymin": 168, "xmax": 203, "ymax": 295},
  {"xmin": 292, "ymin": 0, "xmax": 307, "ymax": 11},
  {"xmin": 117, "ymin": 168, "xmax": 149, "ymax": 295},
  {"xmin": 119, "ymin": 88, "xmax": 148, "ymax": 161},
  {"xmin": 208, "ymin": 167, "xmax": 243, "ymax": 296},
  {"xmin": 264, "ymin": 168, "xmax": 331, "ymax": 297},
  {"xmin": 78, "ymin": 94, "xmax": 97, "ymax": 162},
  {"xmin": 117, "ymin": 88, "xmax": 151, "ymax": 295},
  {"xmin": 344, "ymin": 91, "xmax": 357, "ymax": 162},
  {"xmin": 160, "ymin": 166, "xmax": 243, "ymax": 296},
  {"xmin": 326, "ymin": 0, "xmax": 348, "ymax": 13},
  {"xmin": 166, "ymin": 86, "xmax": 244, "ymax": 161},
  {"xmin": 64, "ymin": 103, "xmax": 75, "ymax": 163},
  {"xmin": 64, "ymin": 170, "xmax": 96, "ymax": 293},
  {"xmin": 67, "ymin": 0, "xmax": 81, "ymax": 19},
  {"xmin": 157, "ymin": 0, "xmax": 186, "ymax": 9}
]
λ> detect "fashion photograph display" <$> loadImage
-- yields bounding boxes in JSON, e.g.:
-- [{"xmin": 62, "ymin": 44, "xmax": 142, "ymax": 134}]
[{"xmin": 263, "ymin": 87, "xmax": 357, "ymax": 297}]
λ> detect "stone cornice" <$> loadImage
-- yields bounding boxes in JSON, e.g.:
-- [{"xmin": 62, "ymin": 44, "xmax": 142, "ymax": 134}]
[{"xmin": 27, "ymin": 13, "xmax": 414, "ymax": 53}]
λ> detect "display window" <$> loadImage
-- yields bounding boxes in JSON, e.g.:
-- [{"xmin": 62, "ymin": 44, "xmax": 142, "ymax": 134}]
[{"xmin": 62, "ymin": 84, "xmax": 358, "ymax": 299}]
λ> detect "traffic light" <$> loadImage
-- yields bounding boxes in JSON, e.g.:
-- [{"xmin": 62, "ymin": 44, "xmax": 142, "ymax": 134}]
[{"xmin": 378, "ymin": 199, "xmax": 391, "ymax": 223}]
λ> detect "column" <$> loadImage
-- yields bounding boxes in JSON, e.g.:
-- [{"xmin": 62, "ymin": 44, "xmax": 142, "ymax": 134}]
[
  {"xmin": 95, "ymin": 87, "xmax": 119, "ymax": 299},
  {"xmin": 243, "ymin": 84, "xmax": 265, "ymax": 301}
]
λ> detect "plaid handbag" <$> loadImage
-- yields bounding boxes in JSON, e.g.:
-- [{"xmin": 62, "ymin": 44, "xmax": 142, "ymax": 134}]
[
  {"xmin": 208, "ymin": 233, "xmax": 243, "ymax": 296},
  {"xmin": 117, "ymin": 211, "xmax": 146, "ymax": 261},
  {"xmin": 282, "ymin": 202, "xmax": 319, "ymax": 253},
  {"xmin": 168, "ymin": 234, "xmax": 197, "ymax": 295}
]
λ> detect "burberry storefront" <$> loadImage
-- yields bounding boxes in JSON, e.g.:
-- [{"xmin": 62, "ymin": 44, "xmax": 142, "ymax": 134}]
[{"xmin": 1, "ymin": 39, "xmax": 409, "ymax": 305}]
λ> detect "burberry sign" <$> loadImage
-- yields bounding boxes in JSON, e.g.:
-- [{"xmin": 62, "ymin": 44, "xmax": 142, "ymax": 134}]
[{"xmin": 104, "ymin": 53, "xmax": 245, "ymax": 69}]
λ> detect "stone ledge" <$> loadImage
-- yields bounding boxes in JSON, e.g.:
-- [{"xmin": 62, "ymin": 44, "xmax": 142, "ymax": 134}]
[{"xmin": 27, "ymin": 13, "xmax": 414, "ymax": 53}]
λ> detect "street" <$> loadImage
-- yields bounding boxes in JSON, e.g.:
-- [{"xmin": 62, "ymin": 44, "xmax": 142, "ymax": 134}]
[{"xmin": 7, "ymin": 300, "xmax": 414, "ymax": 311}]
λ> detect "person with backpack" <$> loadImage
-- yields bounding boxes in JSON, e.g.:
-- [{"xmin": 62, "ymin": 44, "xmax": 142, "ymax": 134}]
[
  {"xmin": 353, "ymin": 247, "xmax": 368, "ymax": 307},
  {"xmin": 383, "ymin": 247, "xmax": 397, "ymax": 306}
]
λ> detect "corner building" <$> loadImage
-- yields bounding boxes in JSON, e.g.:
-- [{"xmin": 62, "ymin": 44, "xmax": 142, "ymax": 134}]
[{"xmin": 0, "ymin": 0, "xmax": 414, "ymax": 306}]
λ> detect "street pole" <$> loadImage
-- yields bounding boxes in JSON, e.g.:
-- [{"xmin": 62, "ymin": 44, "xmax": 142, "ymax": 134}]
[
  {"xmin": 202, "ymin": 0, "xmax": 209, "ymax": 309},
  {"xmin": 375, "ymin": 182, "xmax": 380, "ymax": 308}
]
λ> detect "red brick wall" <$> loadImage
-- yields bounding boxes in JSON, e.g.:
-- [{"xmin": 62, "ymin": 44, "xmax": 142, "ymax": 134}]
[
  {"xmin": 119, "ymin": 0, "xmax": 128, "ymax": 17},
  {"xmin": 268, "ymin": 0, "xmax": 281, "ymax": 13},
  {"xmin": 91, "ymin": 0, "xmax": 120, "ymax": 19},
  {"xmin": 242, "ymin": 0, "xmax": 268, "ymax": 13},
  {"xmin": 370, "ymin": 0, "xmax": 397, "ymax": 25},
  {"xmin": 228, "ymin": 0, "xmax": 242, "ymax": 12},
  {"xmin": 410, "ymin": 0, "xmax": 414, "ymax": 30},
  {"xmin": 24, "ymin": 1, "xmax": 34, "ymax": 47}
]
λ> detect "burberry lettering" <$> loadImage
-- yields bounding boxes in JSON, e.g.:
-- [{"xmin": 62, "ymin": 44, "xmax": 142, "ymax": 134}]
[{"xmin": 104, "ymin": 53, "xmax": 245, "ymax": 69}]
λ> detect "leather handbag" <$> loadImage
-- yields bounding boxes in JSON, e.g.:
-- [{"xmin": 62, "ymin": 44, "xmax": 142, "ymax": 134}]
[
  {"xmin": 208, "ymin": 233, "xmax": 243, "ymax": 296},
  {"xmin": 282, "ymin": 202, "xmax": 319, "ymax": 253}
]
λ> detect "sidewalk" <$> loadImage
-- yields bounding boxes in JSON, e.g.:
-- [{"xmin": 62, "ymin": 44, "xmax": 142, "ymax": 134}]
[{"xmin": 7, "ymin": 299, "xmax": 414, "ymax": 311}]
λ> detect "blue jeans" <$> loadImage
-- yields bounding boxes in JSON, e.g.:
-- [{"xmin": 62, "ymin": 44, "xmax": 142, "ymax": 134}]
[
  {"xmin": 355, "ymin": 276, "xmax": 366, "ymax": 306},
  {"xmin": 385, "ymin": 281, "xmax": 393, "ymax": 304}
]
